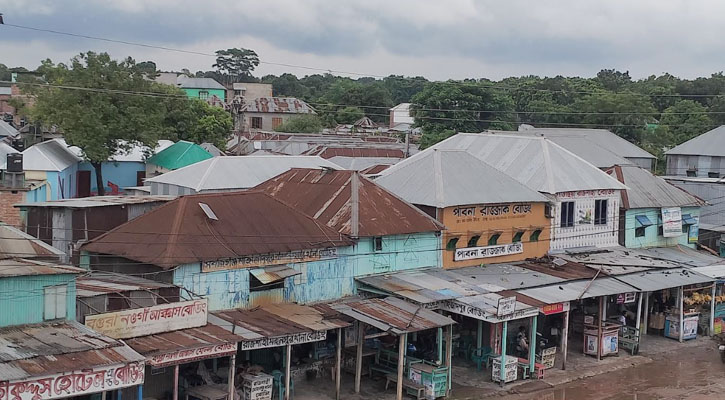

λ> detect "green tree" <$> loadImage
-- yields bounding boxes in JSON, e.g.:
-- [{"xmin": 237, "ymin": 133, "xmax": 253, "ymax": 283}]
[
  {"xmin": 29, "ymin": 52, "xmax": 169, "ymax": 195},
  {"xmin": 261, "ymin": 73, "xmax": 310, "ymax": 99},
  {"xmin": 656, "ymin": 100, "xmax": 713, "ymax": 146},
  {"xmin": 213, "ymin": 48, "xmax": 260, "ymax": 85},
  {"xmin": 595, "ymin": 69, "xmax": 632, "ymax": 91},
  {"xmin": 572, "ymin": 91, "xmax": 656, "ymax": 144},
  {"xmin": 137, "ymin": 61, "xmax": 157, "ymax": 76},
  {"xmin": 319, "ymin": 80, "xmax": 393, "ymax": 123},
  {"xmin": 335, "ymin": 106, "xmax": 365, "ymax": 124},
  {"xmin": 412, "ymin": 80, "xmax": 515, "ymax": 148},
  {"xmin": 163, "ymin": 98, "xmax": 232, "ymax": 148},
  {"xmin": 274, "ymin": 115, "xmax": 323, "ymax": 133}
]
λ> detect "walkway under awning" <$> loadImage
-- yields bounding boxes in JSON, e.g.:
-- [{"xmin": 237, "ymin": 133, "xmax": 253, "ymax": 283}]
[
  {"xmin": 613, "ymin": 268, "xmax": 714, "ymax": 292},
  {"xmin": 331, "ymin": 296, "xmax": 455, "ymax": 335},
  {"xmin": 210, "ymin": 303, "xmax": 350, "ymax": 351},
  {"xmin": 125, "ymin": 322, "xmax": 242, "ymax": 367},
  {"xmin": 0, "ymin": 321, "xmax": 145, "ymax": 399}
]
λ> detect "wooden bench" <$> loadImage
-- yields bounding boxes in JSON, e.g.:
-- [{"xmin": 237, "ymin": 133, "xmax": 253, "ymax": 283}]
[
  {"xmin": 385, "ymin": 373, "xmax": 425, "ymax": 400},
  {"xmin": 369, "ymin": 348, "xmax": 399, "ymax": 377},
  {"xmin": 517, "ymin": 358, "xmax": 546, "ymax": 380}
]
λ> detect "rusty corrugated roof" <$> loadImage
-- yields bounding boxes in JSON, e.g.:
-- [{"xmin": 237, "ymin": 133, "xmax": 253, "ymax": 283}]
[
  {"xmin": 255, "ymin": 168, "xmax": 443, "ymax": 237},
  {"xmin": 331, "ymin": 297, "xmax": 455, "ymax": 335},
  {"xmin": 249, "ymin": 265, "xmax": 300, "ymax": 284},
  {"xmin": 516, "ymin": 257, "xmax": 598, "ymax": 280},
  {"xmin": 0, "ymin": 258, "xmax": 83, "ymax": 278},
  {"xmin": 124, "ymin": 323, "xmax": 242, "ymax": 357},
  {"xmin": 243, "ymin": 97, "xmax": 315, "ymax": 114},
  {"xmin": 81, "ymin": 191, "xmax": 353, "ymax": 269},
  {"xmin": 76, "ymin": 271, "xmax": 177, "ymax": 298},
  {"xmin": 0, "ymin": 321, "xmax": 144, "ymax": 381},
  {"xmin": 302, "ymin": 146, "xmax": 406, "ymax": 159},
  {"xmin": 0, "ymin": 224, "xmax": 66, "ymax": 259}
]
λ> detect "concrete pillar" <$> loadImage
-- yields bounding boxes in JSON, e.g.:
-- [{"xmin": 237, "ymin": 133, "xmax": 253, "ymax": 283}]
[
  {"xmin": 643, "ymin": 292, "xmax": 650, "ymax": 337},
  {"xmin": 597, "ymin": 297, "xmax": 603, "ymax": 361},
  {"xmin": 335, "ymin": 328, "xmax": 342, "ymax": 400},
  {"xmin": 679, "ymin": 286, "xmax": 685, "ymax": 343},
  {"xmin": 284, "ymin": 344, "xmax": 291, "ymax": 400},
  {"xmin": 561, "ymin": 310, "xmax": 569, "ymax": 370},
  {"xmin": 228, "ymin": 354, "xmax": 236, "ymax": 400},
  {"xmin": 173, "ymin": 365, "xmax": 179, "ymax": 400},
  {"xmin": 437, "ymin": 327, "xmax": 443, "ymax": 364},
  {"xmin": 445, "ymin": 324, "xmax": 453, "ymax": 394},
  {"xmin": 396, "ymin": 334, "xmax": 406, "ymax": 400},
  {"xmin": 711, "ymin": 284, "xmax": 717, "ymax": 336},
  {"xmin": 476, "ymin": 320, "xmax": 483, "ymax": 349},
  {"xmin": 355, "ymin": 322, "xmax": 364, "ymax": 393},
  {"xmin": 529, "ymin": 316, "xmax": 537, "ymax": 376},
  {"xmin": 500, "ymin": 321, "xmax": 508, "ymax": 386}
]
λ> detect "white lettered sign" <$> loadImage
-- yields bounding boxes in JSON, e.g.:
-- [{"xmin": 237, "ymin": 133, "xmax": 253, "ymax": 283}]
[{"xmin": 454, "ymin": 242, "xmax": 523, "ymax": 261}]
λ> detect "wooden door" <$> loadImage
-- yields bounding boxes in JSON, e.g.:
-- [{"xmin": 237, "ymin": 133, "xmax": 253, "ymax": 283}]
[{"xmin": 76, "ymin": 170, "xmax": 91, "ymax": 198}]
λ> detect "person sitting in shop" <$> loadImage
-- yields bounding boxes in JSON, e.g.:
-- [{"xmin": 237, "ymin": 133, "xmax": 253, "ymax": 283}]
[
  {"xmin": 618, "ymin": 310, "xmax": 627, "ymax": 326},
  {"xmin": 516, "ymin": 326, "xmax": 529, "ymax": 358}
]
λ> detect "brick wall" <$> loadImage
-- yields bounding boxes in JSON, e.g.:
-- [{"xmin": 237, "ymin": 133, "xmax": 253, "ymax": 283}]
[{"xmin": 0, "ymin": 189, "xmax": 26, "ymax": 228}]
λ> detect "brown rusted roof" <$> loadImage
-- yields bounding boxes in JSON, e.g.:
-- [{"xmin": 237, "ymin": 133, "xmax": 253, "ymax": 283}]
[
  {"xmin": 255, "ymin": 168, "xmax": 443, "ymax": 237},
  {"xmin": 81, "ymin": 191, "xmax": 353, "ymax": 269},
  {"xmin": 517, "ymin": 258, "xmax": 598, "ymax": 280},
  {"xmin": 0, "ymin": 321, "xmax": 144, "ymax": 381},
  {"xmin": 302, "ymin": 146, "xmax": 406, "ymax": 159},
  {"xmin": 331, "ymin": 297, "xmax": 455, "ymax": 335},
  {"xmin": 0, "ymin": 258, "xmax": 84, "ymax": 277},
  {"xmin": 76, "ymin": 271, "xmax": 177, "ymax": 298},
  {"xmin": 243, "ymin": 97, "xmax": 315, "ymax": 114},
  {"xmin": 360, "ymin": 164, "xmax": 392, "ymax": 175},
  {"xmin": 125, "ymin": 323, "xmax": 241, "ymax": 357}
]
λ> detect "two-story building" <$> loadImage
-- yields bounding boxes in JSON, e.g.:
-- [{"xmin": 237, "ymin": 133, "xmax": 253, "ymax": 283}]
[
  {"xmin": 243, "ymin": 97, "xmax": 316, "ymax": 131},
  {"xmin": 375, "ymin": 148, "xmax": 552, "ymax": 268},
  {"xmin": 605, "ymin": 164, "xmax": 704, "ymax": 249},
  {"xmin": 427, "ymin": 133, "xmax": 627, "ymax": 252}
]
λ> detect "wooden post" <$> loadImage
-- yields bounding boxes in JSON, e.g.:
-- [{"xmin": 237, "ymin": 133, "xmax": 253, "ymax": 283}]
[
  {"xmin": 445, "ymin": 324, "xmax": 453, "ymax": 394},
  {"xmin": 284, "ymin": 344, "xmax": 291, "ymax": 400},
  {"xmin": 335, "ymin": 328, "xmax": 342, "ymax": 400},
  {"xmin": 500, "ymin": 321, "xmax": 508, "ymax": 386},
  {"xmin": 643, "ymin": 292, "xmax": 649, "ymax": 337},
  {"xmin": 679, "ymin": 286, "xmax": 685, "ymax": 343},
  {"xmin": 228, "ymin": 354, "xmax": 236, "ymax": 400},
  {"xmin": 173, "ymin": 364, "xmax": 180, "ymax": 400},
  {"xmin": 561, "ymin": 310, "xmax": 569, "ymax": 370},
  {"xmin": 711, "ymin": 284, "xmax": 717, "ymax": 337},
  {"xmin": 597, "ymin": 296, "xmax": 603, "ymax": 361},
  {"xmin": 528, "ymin": 316, "xmax": 537, "ymax": 376},
  {"xmin": 397, "ymin": 334, "xmax": 406, "ymax": 400},
  {"xmin": 354, "ymin": 322, "xmax": 364, "ymax": 393}
]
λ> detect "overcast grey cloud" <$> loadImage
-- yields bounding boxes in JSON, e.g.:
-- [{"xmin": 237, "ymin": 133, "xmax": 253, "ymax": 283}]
[{"xmin": 0, "ymin": 0, "xmax": 723, "ymax": 80}]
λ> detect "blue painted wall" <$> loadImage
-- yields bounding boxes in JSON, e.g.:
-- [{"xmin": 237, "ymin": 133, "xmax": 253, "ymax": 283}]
[
  {"xmin": 0, "ymin": 274, "xmax": 77, "ymax": 327},
  {"xmin": 173, "ymin": 232, "xmax": 442, "ymax": 310},
  {"xmin": 78, "ymin": 161, "xmax": 145, "ymax": 195},
  {"xmin": 623, "ymin": 207, "xmax": 701, "ymax": 249}
]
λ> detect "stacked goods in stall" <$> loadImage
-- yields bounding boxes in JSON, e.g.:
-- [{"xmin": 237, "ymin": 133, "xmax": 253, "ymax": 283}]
[
  {"xmin": 492, "ymin": 356, "xmax": 517, "ymax": 383},
  {"xmin": 241, "ymin": 373, "xmax": 273, "ymax": 400},
  {"xmin": 535, "ymin": 346, "xmax": 556, "ymax": 369}
]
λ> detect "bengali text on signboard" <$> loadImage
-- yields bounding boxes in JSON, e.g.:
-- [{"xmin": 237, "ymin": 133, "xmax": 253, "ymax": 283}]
[
  {"xmin": 202, "ymin": 248, "xmax": 337, "ymax": 272},
  {"xmin": 149, "ymin": 343, "xmax": 237, "ymax": 367},
  {"xmin": 454, "ymin": 242, "xmax": 523, "ymax": 261},
  {"xmin": 662, "ymin": 207, "xmax": 683, "ymax": 238},
  {"xmin": 439, "ymin": 300, "xmax": 539, "ymax": 323},
  {"xmin": 239, "ymin": 331, "xmax": 327, "ymax": 351},
  {"xmin": 85, "ymin": 299, "xmax": 208, "ymax": 339}
]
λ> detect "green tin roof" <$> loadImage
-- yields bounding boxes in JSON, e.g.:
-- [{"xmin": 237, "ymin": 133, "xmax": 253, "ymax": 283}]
[{"xmin": 147, "ymin": 140, "xmax": 213, "ymax": 170}]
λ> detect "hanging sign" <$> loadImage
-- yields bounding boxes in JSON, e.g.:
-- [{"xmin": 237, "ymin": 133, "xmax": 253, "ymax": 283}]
[
  {"xmin": 202, "ymin": 248, "xmax": 337, "ymax": 272},
  {"xmin": 662, "ymin": 207, "xmax": 683, "ymax": 237},
  {"xmin": 688, "ymin": 217, "xmax": 699, "ymax": 243},
  {"xmin": 148, "ymin": 343, "xmax": 237, "ymax": 367},
  {"xmin": 541, "ymin": 302, "xmax": 570, "ymax": 315},
  {"xmin": 454, "ymin": 242, "xmax": 523, "ymax": 261},
  {"xmin": 616, "ymin": 293, "xmax": 636, "ymax": 304},
  {"xmin": 496, "ymin": 297, "xmax": 517, "ymax": 316},
  {"xmin": 238, "ymin": 331, "xmax": 327, "ymax": 351}
]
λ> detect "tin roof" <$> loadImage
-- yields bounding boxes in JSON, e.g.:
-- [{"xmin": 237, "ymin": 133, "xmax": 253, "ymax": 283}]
[
  {"xmin": 331, "ymin": 297, "xmax": 455, "ymax": 335},
  {"xmin": 606, "ymin": 164, "xmax": 704, "ymax": 209},
  {"xmin": 518, "ymin": 276, "xmax": 639, "ymax": 304},
  {"xmin": 15, "ymin": 195, "xmax": 175, "ymax": 208},
  {"xmin": 147, "ymin": 140, "xmax": 213, "ymax": 170},
  {"xmin": 302, "ymin": 146, "xmax": 406, "ymax": 159},
  {"xmin": 81, "ymin": 191, "xmax": 353, "ymax": 269},
  {"xmin": 243, "ymin": 97, "xmax": 315, "ymax": 114},
  {"xmin": 0, "ymin": 120, "xmax": 19, "ymax": 138},
  {"xmin": 613, "ymin": 268, "xmax": 713, "ymax": 292},
  {"xmin": 454, "ymin": 263, "xmax": 566, "ymax": 290},
  {"xmin": 76, "ymin": 271, "xmax": 177, "ymax": 298},
  {"xmin": 124, "ymin": 323, "xmax": 242, "ymax": 358},
  {"xmin": 0, "ymin": 320, "xmax": 144, "ymax": 381},
  {"xmin": 666, "ymin": 125, "xmax": 725, "ymax": 156},
  {"xmin": 13, "ymin": 138, "xmax": 81, "ymax": 172},
  {"xmin": 211, "ymin": 303, "xmax": 350, "ymax": 341},
  {"xmin": 0, "ymin": 223, "xmax": 66, "ymax": 259},
  {"xmin": 690, "ymin": 264, "xmax": 725, "ymax": 279},
  {"xmin": 357, "ymin": 268, "xmax": 486, "ymax": 304},
  {"xmin": 249, "ymin": 265, "xmax": 300, "ymax": 284},
  {"xmin": 255, "ymin": 169, "xmax": 443, "ymax": 237},
  {"xmin": 177, "ymin": 76, "xmax": 226, "ymax": 90},
  {"xmin": 376, "ymin": 149, "xmax": 549, "ymax": 208},
  {"xmin": 145, "ymin": 156, "xmax": 341, "ymax": 192},
  {"xmin": 633, "ymin": 246, "xmax": 724, "ymax": 268},
  {"xmin": 428, "ymin": 133, "xmax": 627, "ymax": 194},
  {"xmin": 0, "ymin": 258, "xmax": 83, "ymax": 278}
]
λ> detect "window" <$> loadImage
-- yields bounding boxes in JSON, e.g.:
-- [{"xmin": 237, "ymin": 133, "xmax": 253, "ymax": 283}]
[
  {"xmin": 250, "ymin": 275, "xmax": 284, "ymax": 292},
  {"xmin": 44, "ymin": 285, "xmax": 67, "ymax": 320},
  {"xmin": 488, "ymin": 233, "xmax": 501, "ymax": 246},
  {"xmin": 530, "ymin": 230, "xmax": 542, "ymax": 242},
  {"xmin": 272, "ymin": 117, "xmax": 284, "ymax": 129},
  {"xmin": 373, "ymin": 236, "xmax": 383, "ymax": 251},
  {"xmin": 446, "ymin": 238, "xmax": 459, "ymax": 251},
  {"xmin": 682, "ymin": 224, "xmax": 690, "ymax": 234},
  {"xmin": 635, "ymin": 227, "xmax": 646, "ymax": 237},
  {"xmin": 512, "ymin": 231, "xmax": 525, "ymax": 243},
  {"xmin": 594, "ymin": 199, "xmax": 608, "ymax": 225},
  {"xmin": 544, "ymin": 203, "xmax": 553, "ymax": 218},
  {"xmin": 709, "ymin": 172, "xmax": 720, "ymax": 178},
  {"xmin": 250, "ymin": 117, "xmax": 263, "ymax": 129},
  {"xmin": 560, "ymin": 202, "xmax": 575, "ymax": 228},
  {"xmin": 198, "ymin": 90, "xmax": 210, "ymax": 100},
  {"xmin": 658, "ymin": 225, "xmax": 664, "ymax": 236},
  {"xmin": 686, "ymin": 169, "xmax": 697, "ymax": 177},
  {"xmin": 467, "ymin": 235, "xmax": 480, "ymax": 247}
]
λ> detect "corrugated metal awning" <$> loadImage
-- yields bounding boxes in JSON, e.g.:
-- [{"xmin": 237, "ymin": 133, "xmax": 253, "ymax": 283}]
[
  {"xmin": 518, "ymin": 277, "xmax": 639, "ymax": 304},
  {"xmin": 331, "ymin": 297, "xmax": 455, "ymax": 335},
  {"xmin": 691, "ymin": 265, "xmax": 725, "ymax": 280},
  {"xmin": 614, "ymin": 268, "xmax": 713, "ymax": 292},
  {"xmin": 635, "ymin": 215, "xmax": 654, "ymax": 227},
  {"xmin": 249, "ymin": 265, "xmax": 300, "ymax": 284}
]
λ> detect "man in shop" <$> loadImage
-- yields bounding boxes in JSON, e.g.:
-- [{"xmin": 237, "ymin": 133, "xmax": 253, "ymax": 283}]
[
  {"xmin": 618, "ymin": 310, "xmax": 627, "ymax": 326},
  {"xmin": 516, "ymin": 326, "xmax": 529, "ymax": 358}
]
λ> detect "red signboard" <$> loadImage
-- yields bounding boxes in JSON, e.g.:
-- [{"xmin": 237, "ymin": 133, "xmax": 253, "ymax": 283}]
[{"xmin": 541, "ymin": 302, "xmax": 570, "ymax": 315}]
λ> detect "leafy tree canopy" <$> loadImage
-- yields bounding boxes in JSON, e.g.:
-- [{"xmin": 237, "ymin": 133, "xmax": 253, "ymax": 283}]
[{"xmin": 274, "ymin": 115, "xmax": 323, "ymax": 133}]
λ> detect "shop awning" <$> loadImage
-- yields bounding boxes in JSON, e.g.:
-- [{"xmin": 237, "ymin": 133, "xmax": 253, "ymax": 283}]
[
  {"xmin": 125, "ymin": 322, "xmax": 242, "ymax": 367},
  {"xmin": 635, "ymin": 215, "xmax": 654, "ymax": 227},
  {"xmin": 0, "ymin": 321, "xmax": 145, "ymax": 397},
  {"xmin": 438, "ymin": 292, "xmax": 540, "ymax": 323},
  {"xmin": 249, "ymin": 265, "xmax": 300, "ymax": 284},
  {"xmin": 518, "ymin": 276, "xmax": 639, "ymax": 304},
  {"xmin": 690, "ymin": 264, "xmax": 725, "ymax": 280},
  {"xmin": 682, "ymin": 214, "xmax": 698, "ymax": 225},
  {"xmin": 331, "ymin": 297, "xmax": 455, "ymax": 335},
  {"xmin": 613, "ymin": 268, "xmax": 714, "ymax": 292},
  {"xmin": 210, "ymin": 303, "xmax": 350, "ymax": 351}
]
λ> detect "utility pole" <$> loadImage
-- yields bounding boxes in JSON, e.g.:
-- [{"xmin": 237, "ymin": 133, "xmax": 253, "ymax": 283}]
[{"xmin": 231, "ymin": 95, "xmax": 246, "ymax": 155}]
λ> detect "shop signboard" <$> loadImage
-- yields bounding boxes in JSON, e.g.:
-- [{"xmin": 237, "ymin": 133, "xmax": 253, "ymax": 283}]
[
  {"xmin": 439, "ymin": 300, "xmax": 539, "ymax": 323},
  {"xmin": 496, "ymin": 296, "xmax": 517, "ymax": 316},
  {"xmin": 202, "ymin": 248, "xmax": 337, "ymax": 272},
  {"xmin": 662, "ymin": 207, "xmax": 683, "ymax": 238},
  {"xmin": 616, "ymin": 293, "xmax": 636, "ymax": 304},
  {"xmin": 85, "ymin": 299, "xmax": 208, "ymax": 339},
  {"xmin": 0, "ymin": 362, "xmax": 145, "ymax": 400},
  {"xmin": 540, "ymin": 302, "xmax": 570, "ymax": 315},
  {"xmin": 238, "ymin": 331, "xmax": 327, "ymax": 351},
  {"xmin": 688, "ymin": 218, "xmax": 699, "ymax": 243},
  {"xmin": 454, "ymin": 242, "xmax": 523, "ymax": 261},
  {"xmin": 148, "ymin": 343, "xmax": 237, "ymax": 367}
]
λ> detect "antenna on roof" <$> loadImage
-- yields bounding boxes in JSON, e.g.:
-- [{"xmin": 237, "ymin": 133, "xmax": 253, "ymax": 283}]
[{"xmin": 198, "ymin": 202, "xmax": 218, "ymax": 221}]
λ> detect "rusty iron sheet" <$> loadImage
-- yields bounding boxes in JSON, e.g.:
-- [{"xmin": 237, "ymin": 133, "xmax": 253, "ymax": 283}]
[
  {"xmin": 124, "ymin": 323, "xmax": 241, "ymax": 356},
  {"xmin": 331, "ymin": 297, "xmax": 454, "ymax": 335},
  {"xmin": 0, "ymin": 258, "xmax": 83, "ymax": 278},
  {"xmin": 255, "ymin": 168, "xmax": 443, "ymax": 237},
  {"xmin": 244, "ymin": 97, "xmax": 315, "ymax": 114},
  {"xmin": 302, "ymin": 146, "xmax": 406, "ymax": 159}
]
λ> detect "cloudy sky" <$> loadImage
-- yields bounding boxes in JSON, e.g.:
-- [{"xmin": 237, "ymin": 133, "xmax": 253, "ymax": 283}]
[{"xmin": 0, "ymin": 0, "xmax": 722, "ymax": 81}]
